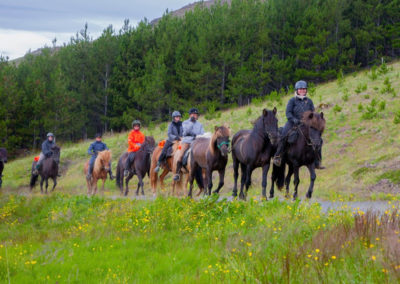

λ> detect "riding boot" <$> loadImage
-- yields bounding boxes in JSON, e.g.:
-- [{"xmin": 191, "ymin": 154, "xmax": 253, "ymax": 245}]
[
  {"xmin": 33, "ymin": 163, "xmax": 41, "ymax": 175},
  {"xmin": 124, "ymin": 152, "xmax": 135, "ymax": 177},
  {"xmin": 87, "ymin": 158, "xmax": 95, "ymax": 180},
  {"xmin": 173, "ymin": 161, "xmax": 182, "ymax": 181},
  {"xmin": 273, "ymin": 139, "xmax": 286, "ymax": 167},
  {"xmin": 154, "ymin": 162, "xmax": 161, "ymax": 173}
]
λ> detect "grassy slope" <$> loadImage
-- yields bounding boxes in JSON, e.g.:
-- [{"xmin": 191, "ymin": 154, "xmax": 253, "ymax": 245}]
[{"xmin": 2, "ymin": 61, "xmax": 400, "ymax": 200}]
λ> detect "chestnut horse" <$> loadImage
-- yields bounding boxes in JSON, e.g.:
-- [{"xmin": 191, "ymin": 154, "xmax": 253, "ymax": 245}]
[
  {"xmin": 187, "ymin": 126, "xmax": 230, "ymax": 197},
  {"xmin": 84, "ymin": 150, "xmax": 112, "ymax": 196},
  {"xmin": 150, "ymin": 141, "xmax": 181, "ymax": 196}
]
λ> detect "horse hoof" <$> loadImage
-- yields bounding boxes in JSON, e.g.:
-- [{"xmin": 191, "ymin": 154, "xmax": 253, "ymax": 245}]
[{"xmin": 269, "ymin": 195, "xmax": 274, "ymax": 199}]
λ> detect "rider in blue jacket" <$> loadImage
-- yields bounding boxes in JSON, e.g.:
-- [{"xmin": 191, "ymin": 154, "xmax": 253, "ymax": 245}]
[{"xmin": 86, "ymin": 133, "xmax": 114, "ymax": 180}]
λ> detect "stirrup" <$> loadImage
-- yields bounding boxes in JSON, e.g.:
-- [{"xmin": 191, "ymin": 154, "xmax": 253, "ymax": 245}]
[
  {"xmin": 154, "ymin": 165, "xmax": 160, "ymax": 173},
  {"xmin": 86, "ymin": 173, "xmax": 92, "ymax": 180},
  {"xmin": 173, "ymin": 174, "xmax": 180, "ymax": 181},
  {"xmin": 124, "ymin": 170, "xmax": 130, "ymax": 177}
]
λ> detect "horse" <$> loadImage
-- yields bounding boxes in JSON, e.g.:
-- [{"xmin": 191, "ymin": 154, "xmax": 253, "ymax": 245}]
[
  {"xmin": 187, "ymin": 126, "xmax": 230, "ymax": 197},
  {"xmin": 30, "ymin": 145, "xmax": 61, "ymax": 194},
  {"xmin": 84, "ymin": 150, "xmax": 112, "ymax": 196},
  {"xmin": 271, "ymin": 111, "xmax": 325, "ymax": 200},
  {"xmin": 116, "ymin": 136, "xmax": 156, "ymax": 196},
  {"xmin": 231, "ymin": 108, "xmax": 279, "ymax": 200},
  {"xmin": 0, "ymin": 148, "xmax": 7, "ymax": 188},
  {"xmin": 149, "ymin": 141, "xmax": 182, "ymax": 196}
]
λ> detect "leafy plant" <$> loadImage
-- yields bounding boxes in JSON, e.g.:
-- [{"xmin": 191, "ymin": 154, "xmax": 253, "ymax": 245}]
[{"xmin": 333, "ymin": 104, "xmax": 342, "ymax": 114}]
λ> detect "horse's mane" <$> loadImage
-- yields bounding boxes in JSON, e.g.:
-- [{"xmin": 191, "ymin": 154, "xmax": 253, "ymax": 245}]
[
  {"xmin": 94, "ymin": 150, "xmax": 111, "ymax": 172},
  {"xmin": 210, "ymin": 126, "xmax": 231, "ymax": 155},
  {"xmin": 302, "ymin": 111, "xmax": 326, "ymax": 133}
]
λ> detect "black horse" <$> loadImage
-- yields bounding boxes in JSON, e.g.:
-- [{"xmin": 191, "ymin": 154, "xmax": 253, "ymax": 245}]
[
  {"xmin": 30, "ymin": 145, "xmax": 61, "ymax": 194},
  {"xmin": 116, "ymin": 136, "xmax": 156, "ymax": 196},
  {"xmin": 0, "ymin": 148, "xmax": 7, "ymax": 188},
  {"xmin": 271, "ymin": 111, "xmax": 325, "ymax": 200},
  {"xmin": 231, "ymin": 108, "xmax": 279, "ymax": 200}
]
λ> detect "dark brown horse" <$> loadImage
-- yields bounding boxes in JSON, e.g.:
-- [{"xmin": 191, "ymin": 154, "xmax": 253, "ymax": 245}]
[
  {"xmin": 231, "ymin": 108, "xmax": 279, "ymax": 200},
  {"xmin": 187, "ymin": 126, "xmax": 231, "ymax": 197},
  {"xmin": 0, "ymin": 148, "xmax": 7, "ymax": 188},
  {"xmin": 116, "ymin": 136, "xmax": 156, "ymax": 196},
  {"xmin": 30, "ymin": 145, "xmax": 61, "ymax": 194},
  {"xmin": 271, "ymin": 111, "xmax": 325, "ymax": 200}
]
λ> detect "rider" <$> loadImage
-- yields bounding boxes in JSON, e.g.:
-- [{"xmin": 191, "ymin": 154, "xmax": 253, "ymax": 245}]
[
  {"xmin": 33, "ymin": 132, "xmax": 56, "ymax": 175},
  {"xmin": 273, "ymin": 80, "xmax": 324, "ymax": 169},
  {"xmin": 173, "ymin": 108, "xmax": 204, "ymax": 181},
  {"xmin": 154, "ymin": 111, "xmax": 183, "ymax": 173},
  {"xmin": 124, "ymin": 120, "xmax": 145, "ymax": 177},
  {"xmin": 86, "ymin": 133, "xmax": 114, "ymax": 180}
]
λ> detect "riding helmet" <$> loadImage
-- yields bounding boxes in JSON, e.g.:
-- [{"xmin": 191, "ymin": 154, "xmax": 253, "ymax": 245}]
[
  {"xmin": 47, "ymin": 132, "xmax": 55, "ymax": 137},
  {"xmin": 95, "ymin": 133, "xmax": 102, "ymax": 138},
  {"xmin": 171, "ymin": 111, "xmax": 182, "ymax": 118},
  {"xmin": 295, "ymin": 80, "xmax": 307, "ymax": 90},
  {"xmin": 132, "ymin": 120, "xmax": 141, "ymax": 127},
  {"xmin": 188, "ymin": 108, "xmax": 199, "ymax": 115}
]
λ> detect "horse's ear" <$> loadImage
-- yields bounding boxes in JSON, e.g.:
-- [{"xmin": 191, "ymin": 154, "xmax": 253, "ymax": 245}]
[
  {"xmin": 273, "ymin": 107, "xmax": 277, "ymax": 115},
  {"xmin": 320, "ymin": 112, "xmax": 324, "ymax": 119},
  {"xmin": 214, "ymin": 126, "xmax": 219, "ymax": 131},
  {"xmin": 308, "ymin": 112, "xmax": 314, "ymax": 119},
  {"xmin": 263, "ymin": 108, "xmax": 268, "ymax": 116}
]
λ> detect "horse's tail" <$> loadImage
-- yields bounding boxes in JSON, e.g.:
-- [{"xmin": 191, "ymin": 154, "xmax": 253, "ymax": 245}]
[
  {"xmin": 272, "ymin": 163, "xmax": 285, "ymax": 191},
  {"xmin": 30, "ymin": 173, "xmax": 38, "ymax": 189},
  {"xmin": 194, "ymin": 167, "xmax": 204, "ymax": 191},
  {"xmin": 116, "ymin": 161, "xmax": 121, "ymax": 188}
]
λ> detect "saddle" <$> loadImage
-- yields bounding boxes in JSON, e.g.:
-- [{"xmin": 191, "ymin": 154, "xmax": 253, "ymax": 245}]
[{"xmin": 278, "ymin": 126, "xmax": 299, "ymax": 144}]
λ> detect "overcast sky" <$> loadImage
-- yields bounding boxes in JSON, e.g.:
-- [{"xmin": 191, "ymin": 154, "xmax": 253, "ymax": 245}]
[{"xmin": 0, "ymin": 0, "xmax": 191, "ymax": 59}]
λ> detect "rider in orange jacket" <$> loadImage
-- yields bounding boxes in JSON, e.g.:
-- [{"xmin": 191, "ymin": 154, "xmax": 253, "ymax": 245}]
[{"xmin": 124, "ymin": 120, "xmax": 145, "ymax": 177}]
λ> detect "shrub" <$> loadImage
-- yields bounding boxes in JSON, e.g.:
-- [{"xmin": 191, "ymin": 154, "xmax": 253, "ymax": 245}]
[
  {"xmin": 381, "ymin": 77, "xmax": 395, "ymax": 96},
  {"xmin": 370, "ymin": 98, "xmax": 377, "ymax": 107},
  {"xmin": 368, "ymin": 65, "xmax": 378, "ymax": 80},
  {"xmin": 355, "ymin": 83, "xmax": 367, "ymax": 94},
  {"xmin": 337, "ymin": 69, "xmax": 345, "ymax": 87},
  {"xmin": 378, "ymin": 101, "xmax": 386, "ymax": 111},
  {"xmin": 394, "ymin": 110, "xmax": 400, "ymax": 124},
  {"xmin": 333, "ymin": 104, "xmax": 342, "ymax": 114},
  {"xmin": 361, "ymin": 105, "xmax": 377, "ymax": 120},
  {"xmin": 378, "ymin": 61, "xmax": 388, "ymax": 75},
  {"xmin": 358, "ymin": 103, "xmax": 364, "ymax": 112},
  {"xmin": 247, "ymin": 107, "xmax": 252, "ymax": 116},
  {"xmin": 364, "ymin": 94, "xmax": 370, "ymax": 99}
]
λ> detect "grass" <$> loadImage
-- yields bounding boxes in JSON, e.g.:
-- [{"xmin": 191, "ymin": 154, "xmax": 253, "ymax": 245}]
[{"xmin": 1, "ymin": 194, "xmax": 400, "ymax": 282}]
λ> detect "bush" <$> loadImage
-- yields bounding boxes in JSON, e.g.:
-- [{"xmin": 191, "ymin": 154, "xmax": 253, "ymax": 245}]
[
  {"xmin": 341, "ymin": 88, "xmax": 349, "ymax": 101},
  {"xmin": 378, "ymin": 61, "xmax": 388, "ymax": 75},
  {"xmin": 370, "ymin": 98, "xmax": 377, "ymax": 107},
  {"xmin": 355, "ymin": 83, "xmax": 367, "ymax": 94},
  {"xmin": 333, "ymin": 104, "xmax": 342, "ymax": 114},
  {"xmin": 337, "ymin": 69, "xmax": 345, "ymax": 87},
  {"xmin": 358, "ymin": 103, "xmax": 364, "ymax": 112},
  {"xmin": 368, "ymin": 65, "xmax": 378, "ymax": 80},
  {"xmin": 252, "ymin": 97, "xmax": 264, "ymax": 107},
  {"xmin": 361, "ymin": 105, "xmax": 378, "ymax": 120},
  {"xmin": 394, "ymin": 110, "xmax": 400, "ymax": 124},
  {"xmin": 381, "ymin": 77, "xmax": 395, "ymax": 96},
  {"xmin": 378, "ymin": 101, "xmax": 386, "ymax": 111},
  {"xmin": 247, "ymin": 107, "xmax": 252, "ymax": 116}
]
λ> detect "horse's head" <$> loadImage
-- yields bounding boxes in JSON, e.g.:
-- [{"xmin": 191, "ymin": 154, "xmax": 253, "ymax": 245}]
[
  {"xmin": 97, "ymin": 150, "xmax": 112, "ymax": 172},
  {"xmin": 302, "ymin": 111, "xmax": 325, "ymax": 149},
  {"xmin": 212, "ymin": 125, "xmax": 231, "ymax": 157},
  {"xmin": 51, "ymin": 145, "xmax": 61, "ymax": 164},
  {"xmin": 0, "ymin": 148, "xmax": 7, "ymax": 163},
  {"xmin": 144, "ymin": 136, "xmax": 156, "ymax": 153},
  {"xmin": 258, "ymin": 108, "xmax": 279, "ymax": 145}
]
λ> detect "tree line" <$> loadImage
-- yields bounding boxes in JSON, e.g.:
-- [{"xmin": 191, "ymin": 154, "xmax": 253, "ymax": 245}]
[{"xmin": 0, "ymin": 0, "xmax": 399, "ymax": 156}]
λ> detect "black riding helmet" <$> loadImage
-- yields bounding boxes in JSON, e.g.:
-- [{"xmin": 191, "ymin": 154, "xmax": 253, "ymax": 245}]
[
  {"xmin": 95, "ymin": 133, "xmax": 102, "ymax": 138},
  {"xmin": 188, "ymin": 108, "xmax": 199, "ymax": 115}
]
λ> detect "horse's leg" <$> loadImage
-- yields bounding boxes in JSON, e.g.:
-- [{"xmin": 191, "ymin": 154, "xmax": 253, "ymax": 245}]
[
  {"xmin": 51, "ymin": 177, "xmax": 57, "ymax": 192},
  {"xmin": 45, "ymin": 178, "xmax": 49, "ymax": 194},
  {"xmin": 269, "ymin": 174, "xmax": 275, "ymax": 199},
  {"xmin": 261, "ymin": 163, "xmax": 270, "ymax": 200},
  {"xmin": 125, "ymin": 175, "xmax": 132, "ymax": 197},
  {"xmin": 137, "ymin": 174, "xmax": 144, "ymax": 196},
  {"xmin": 187, "ymin": 164, "xmax": 197, "ymax": 198},
  {"xmin": 306, "ymin": 164, "xmax": 316, "ymax": 199},
  {"xmin": 245, "ymin": 164, "xmax": 253, "ymax": 192},
  {"xmin": 293, "ymin": 166, "xmax": 300, "ymax": 201},
  {"xmin": 232, "ymin": 155, "xmax": 239, "ymax": 197},
  {"xmin": 239, "ymin": 163, "xmax": 247, "ymax": 200},
  {"xmin": 40, "ymin": 177, "xmax": 44, "ymax": 194},
  {"xmin": 213, "ymin": 168, "xmax": 225, "ymax": 194},
  {"xmin": 285, "ymin": 165, "xmax": 293, "ymax": 198},
  {"xmin": 206, "ymin": 168, "xmax": 213, "ymax": 195}
]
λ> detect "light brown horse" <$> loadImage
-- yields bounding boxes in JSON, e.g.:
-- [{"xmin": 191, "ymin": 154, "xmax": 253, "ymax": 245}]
[
  {"xmin": 84, "ymin": 150, "xmax": 112, "ymax": 196},
  {"xmin": 187, "ymin": 126, "xmax": 231, "ymax": 197},
  {"xmin": 150, "ymin": 141, "xmax": 181, "ymax": 196}
]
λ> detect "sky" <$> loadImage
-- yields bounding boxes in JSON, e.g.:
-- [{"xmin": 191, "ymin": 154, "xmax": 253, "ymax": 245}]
[{"xmin": 0, "ymin": 0, "xmax": 191, "ymax": 60}]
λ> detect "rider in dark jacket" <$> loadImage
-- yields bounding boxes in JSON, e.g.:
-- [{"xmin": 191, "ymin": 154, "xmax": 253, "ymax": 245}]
[
  {"xmin": 34, "ymin": 132, "xmax": 56, "ymax": 174},
  {"xmin": 273, "ymin": 80, "xmax": 324, "ymax": 169},
  {"xmin": 154, "ymin": 111, "xmax": 183, "ymax": 173},
  {"xmin": 86, "ymin": 133, "xmax": 114, "ymax": 180}
]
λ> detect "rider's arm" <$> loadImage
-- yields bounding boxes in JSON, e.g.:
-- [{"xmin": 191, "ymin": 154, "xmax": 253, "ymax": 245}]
[
  {"xmin": 182, "ymin": 121, "xmax": 193, "ymax": 137},
  {"xmin": 167, "ymin": 123, "xmax": 177, "ymax": 141},
  {"xmin": 87, "ymin": 143, "xmax": 94, "ymax": 155},
  {"xmin": 286, "ymin": 98, "xmax": 298, "ymax": 124}
]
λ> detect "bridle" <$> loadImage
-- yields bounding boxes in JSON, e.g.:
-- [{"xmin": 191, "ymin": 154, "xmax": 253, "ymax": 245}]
[{"xmin": 297, "ymin": 124, "xmax": 322, "ymax": 159}]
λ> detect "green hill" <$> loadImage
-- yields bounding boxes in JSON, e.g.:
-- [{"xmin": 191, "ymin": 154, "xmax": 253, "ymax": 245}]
[{"xmin": 2, "ymin": 61, "xmax": 399, "ymax": 201}]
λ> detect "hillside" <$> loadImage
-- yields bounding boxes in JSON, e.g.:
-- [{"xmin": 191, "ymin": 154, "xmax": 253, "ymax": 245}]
[{"xmin": 2, "ymin": 61, "xmax": 399, "ymax": 201}]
